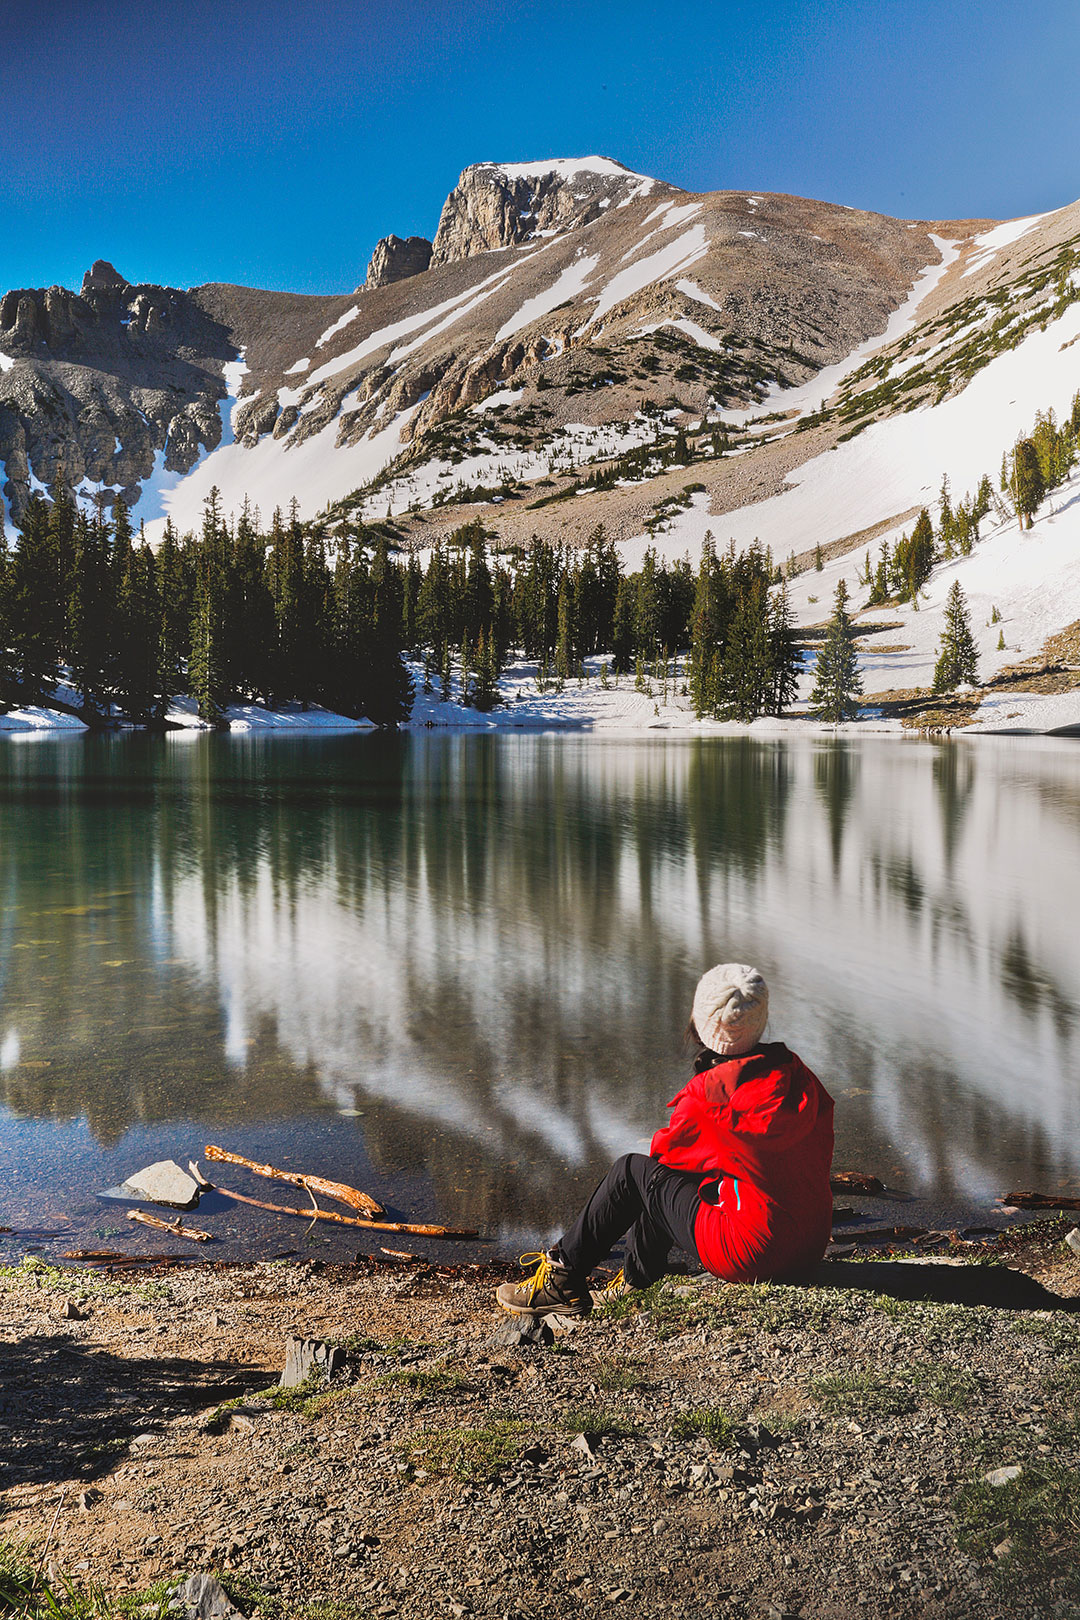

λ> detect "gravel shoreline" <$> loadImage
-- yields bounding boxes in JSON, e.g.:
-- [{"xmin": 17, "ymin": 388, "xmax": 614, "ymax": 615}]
[{"xmin": 1, "ymin": 1223, "xmax": 1078, "ymax": 1619}]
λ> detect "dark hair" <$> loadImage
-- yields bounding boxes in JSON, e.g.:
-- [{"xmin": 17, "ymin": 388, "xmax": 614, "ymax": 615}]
[{"xmin": 683, "ymin": 1017, "xmax": 707, "ymax": 1058}]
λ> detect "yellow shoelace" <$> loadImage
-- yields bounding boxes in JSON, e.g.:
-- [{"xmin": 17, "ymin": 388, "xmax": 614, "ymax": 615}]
[
  {"xmin": 516, "ymin": 1251, "xmax": 555, "ymax": 1302},
  {"xmin": 594, "ymin": 1267, "xmax": 626, "ymax": 1301}
]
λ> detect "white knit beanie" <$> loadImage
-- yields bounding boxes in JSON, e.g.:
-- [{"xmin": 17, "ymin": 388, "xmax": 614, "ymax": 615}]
[{"xmin": 692, "ymin": 963, "xmax": 769, "ymax": 1056}]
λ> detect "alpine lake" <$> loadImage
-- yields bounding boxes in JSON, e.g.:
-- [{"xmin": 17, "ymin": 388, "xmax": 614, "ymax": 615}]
[{"xmin": 0, "ymin": 729, "xmax": 1077, "ymax": 1266}]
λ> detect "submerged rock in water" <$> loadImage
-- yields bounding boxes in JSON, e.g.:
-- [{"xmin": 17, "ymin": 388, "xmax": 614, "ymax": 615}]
[{"xmin": 112, "ymin": 1160, "xmax": 201, "ymax": 1209}]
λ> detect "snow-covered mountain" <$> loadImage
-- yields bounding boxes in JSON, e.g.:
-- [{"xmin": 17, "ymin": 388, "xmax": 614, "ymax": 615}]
[
  {"xmin": 0, "ymin": 156, "xmax": 975, "ymax": 535},
  {"xmin": 3, "ymin": 155, "xmax": 1080, "ymax": 717}
]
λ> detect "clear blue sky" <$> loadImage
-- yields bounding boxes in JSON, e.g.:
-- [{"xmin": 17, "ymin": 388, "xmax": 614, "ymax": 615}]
[{"xmin": 3, "ymin": 0, "xmax": 1078, "ymax": 296}]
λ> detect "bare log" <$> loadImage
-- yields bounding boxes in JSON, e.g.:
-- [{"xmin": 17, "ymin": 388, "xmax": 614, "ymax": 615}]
[
  {"xmin": 830, "ymin": 1171, "xmax": 887, "ymax": 1195},
  {"xmin": 204, "ymin": 1144, "xmax": 384, "ymax": 1217},
  {"xmin": 1002, "ymin": 1190, "xmax": 1080, "ymax": 1211},
  {"xmin": 126, "ymin": 1208, "xmax": 214, "ymax": 1242},
  {"xmin": 207, "ymin": 1177, "xmax": 476, "ymax": 1238}
]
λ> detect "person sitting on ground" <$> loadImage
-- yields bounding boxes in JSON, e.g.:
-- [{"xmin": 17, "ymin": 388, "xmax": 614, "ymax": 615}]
[{"xmin": 496, "ymin": 963, "xmax": 835, "ymax": 1318}]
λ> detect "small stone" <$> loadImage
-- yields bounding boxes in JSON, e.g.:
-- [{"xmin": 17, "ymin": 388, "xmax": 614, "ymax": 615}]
[
  {"xmin": 1065, "ymin": 1228, "xmax": 1080, "ymax": 1258},
  {"xmin": 116, "ymin": 1160, "xmax": 201, "ymax": 1210},
  {"xmin": 280, "ymin": 1337, "xmax": 345, "ymax": 1388},
  {"xmin": 570, "ymin": 1432, "xmax": 598, "ymax": 1459},
  {"xmin": 993, "ymin": 1537, "xmax": 1014, "ymax": 1558},
  {"xmin": 77, "ymin": 1489, "xmax": 101, "ymax": 1513},
  {"xmin": 170, "ymin": 1573, "xmax": 244, "ymax": 1620},
  {"xmin": 489, "ymin": 1317, "xmax": 554, "ymax": 1348},
  {"xmin": 58, "ymin": 1298, "xmax": 87, "ymax": 1320},
  {"xmin": 129, "ymin": 1433, "xmax": 159, "ymax": 1449},
  {"xmin": 984, "ymin": 1465, "xmax": 1023, "ymax": 1486}
]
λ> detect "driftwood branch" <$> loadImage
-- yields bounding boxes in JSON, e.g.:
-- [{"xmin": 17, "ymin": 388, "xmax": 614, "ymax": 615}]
[
  {"xmin": 1003, "ymin": 1189, "xmax": 1080, "ymax": 1211},
  {"xmin": 830, "ymin": 1171, "xmax": 887, "ymax": 1195},
  {"xmin": 203, "ymin": 1144, "xmax": 384, "ymax": 1217},
  {"xmin": 203, "ymin": 1175, "xmax": 477, "ymax": 1238},
  {"xmin": 126, "ymin": 1208, "xmax": 214, "ymax": 1242}
]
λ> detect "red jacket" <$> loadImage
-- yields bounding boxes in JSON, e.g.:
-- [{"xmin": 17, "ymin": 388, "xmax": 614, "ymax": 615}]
[{"xmin": 650, "ymin": 1043, "xmax": 834, "ymax": 1284}]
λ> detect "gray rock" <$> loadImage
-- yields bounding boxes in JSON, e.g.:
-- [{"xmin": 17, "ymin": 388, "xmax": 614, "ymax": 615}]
[
  {"xmin": 116, "ymin": 1160, "xmax": 200, "ymax": 1210},
  {"xmin": 280, "ymin": 1336, "xmax": 345, "ymax": 1388},
  {"xmin": 80, "ymin": 260, "xmax": 129, "ymax": 296},
  {"xmin": 489, "ymin": 1316, "xmax": 554, "ymax": 1348},
  {"xmin": 58, "ymin": 1298, "xmax": 87, "ymax": 1319},
  {"xmin": 570, "ymin": 1432, "xmax": 599, "ymax": 1459},
  {"xmin": 364, "ymin": 235, "xmax": 433, "ymax": 290},
  {"xmin": 171, "ymin": 1574, "xmax": 243, "ymax": 1620},
  {"xmin": 1065, "ymin": 1227, "xmax": 1080, "ymax": 1257},
  {"xmin": 984, "ymin": 1465, "xmax": 1023, "ymax": 1486}
]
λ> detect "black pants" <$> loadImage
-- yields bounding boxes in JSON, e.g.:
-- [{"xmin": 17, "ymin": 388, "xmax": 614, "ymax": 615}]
[{"xmin": 555, "ymin": 1153, "xmax": 704, "ymax": 1289}]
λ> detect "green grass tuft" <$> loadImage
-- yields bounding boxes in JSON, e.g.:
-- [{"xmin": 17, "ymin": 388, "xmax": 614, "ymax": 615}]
[
  {"xmin": 402, "ymin": 1416, "xmax": 532, "ymax": 1480},
  {"xmin": 670, "ymin": 1406, "xmax": 736, "ymax": 1446}
]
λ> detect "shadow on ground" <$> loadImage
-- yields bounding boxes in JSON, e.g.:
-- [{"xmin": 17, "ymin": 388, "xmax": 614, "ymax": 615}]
[
  {"xmin": 0, "ymin": 1333, "xmax": 252, "ymax": 1492},
  {"xmin": 811, "ymin": 1258, "xmax": 1079, "ymax": 1312}
]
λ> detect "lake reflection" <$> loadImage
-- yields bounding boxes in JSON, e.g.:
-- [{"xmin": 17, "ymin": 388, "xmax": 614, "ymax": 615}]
[{"xmin": 0, "ymin": 732, "xmax": 1078, "ymax": 1256}]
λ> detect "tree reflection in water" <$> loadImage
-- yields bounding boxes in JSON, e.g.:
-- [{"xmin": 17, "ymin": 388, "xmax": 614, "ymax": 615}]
[{"xmin": 0, "ymin": 732, "xmax": 1078, "ymax": 1247}]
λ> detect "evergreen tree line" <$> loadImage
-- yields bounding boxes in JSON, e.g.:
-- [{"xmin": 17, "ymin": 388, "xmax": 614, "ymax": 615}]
[
  {"xmin": 0, "ymin": 483, "xmax": 412, "ymax": 725},
  {"xmin": 418, "ymin": 522, "xmax": 801, "ymax": 723},
  {"xmin": 0, "ymin": 486, "xmax": 811, "ymax": 727}
]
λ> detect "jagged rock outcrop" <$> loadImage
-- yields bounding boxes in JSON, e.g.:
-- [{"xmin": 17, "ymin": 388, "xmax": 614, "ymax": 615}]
[
  {"xmin": 0, "ymin": 266, "xmax": 237, "ymax": 522},
  {"xmin": 81, "ymin": 260, "xmax": 129, "ymax": 296},
  {"xmin": 430, "ymin": 158, "xmax": 666, "ymax": 265},
  {"xmin": 364, "ymin": 235, "xmax": 432, "ymax": 290}
]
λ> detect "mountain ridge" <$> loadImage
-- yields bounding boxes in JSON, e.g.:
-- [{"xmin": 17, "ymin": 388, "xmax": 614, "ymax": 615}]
[{"xmin": 0, "ymin": 154, "xmax": 997, "ymax": 536}]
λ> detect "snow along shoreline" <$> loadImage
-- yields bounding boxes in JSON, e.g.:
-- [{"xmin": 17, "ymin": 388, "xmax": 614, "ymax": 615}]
[{"xmin": 5, "ymin": 662, "xmax": 1080, "ymax": 739}]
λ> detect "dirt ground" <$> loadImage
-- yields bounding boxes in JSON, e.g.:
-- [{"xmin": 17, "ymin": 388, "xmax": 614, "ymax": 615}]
[{"xmin": 1, "ymin": 1223, "xmax": 1078, "ymax": 1620}]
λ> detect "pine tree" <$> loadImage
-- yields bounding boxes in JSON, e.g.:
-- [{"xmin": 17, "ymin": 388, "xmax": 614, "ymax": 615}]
[
  {"xmin": 1010, "ymin": 437, "xmax": 1045, "ymax": 528},
  {"xmin": 611, "ymin": 576, "xmax": 636, "ymax": 673},
  {"xmin": 11, "ymin": 492, "xmax": 62, "ymax": 698},
  {"xmin": 188, "ymin": 490, "xmax": 228, "ymax": 722},
  {"xmin": 115, "ymin": 537, "xmax": 165, "ymax": 724},
  {"xmin": 472, "ymin": 626, "xmax": 499, "ymax": 711},
  {"xmin": 766, "ymin": 581, "xmax": 802, "ymax": 715},
  {"xmin": 634, "ymin": 548, "xmax": 663, "ymax": 657},
  {"xmin": 555, "ymin": 572, "xmax": 576, "ymax": 679},
  {"xmin": 810, "ymin": 579, "xmax": 863, "ymax": 723},
  {"xmin": 719, "ymin": 577, "xmax": 770, "ymax": 721},
  {"xmin": 0, "ymin": 537, "xmax": 17, "ymax": 708},
  {"xmin": 67, "ymin": 508, "xmax": 113, "ymax": 716},
  {"xmin": 462, "ymin": 524, "xmax": 493, "ymax": 640},
  {"xmin": 156, "ymin": 519, "xmax": 190, "ymax": 700},
  {"xmin": 932, "ymin": 580, "xmax": 979, "ymax": 692},
  {"xmin": 688, "ymin": 536, "xmax": 725, "ymax": 715},
  {"xmin": 228, "ymin": 500, "xmax": 275, "ymax": 701}
]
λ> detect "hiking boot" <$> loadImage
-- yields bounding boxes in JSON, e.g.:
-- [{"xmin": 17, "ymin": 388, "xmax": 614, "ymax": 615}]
[
  {"xmin": 590, "ymin": 1267, "xmax": 635, "ymax": 1308},
  {"xmin": 495, "ymin": 1251, "xmax": 592, "ymax": 1318}
]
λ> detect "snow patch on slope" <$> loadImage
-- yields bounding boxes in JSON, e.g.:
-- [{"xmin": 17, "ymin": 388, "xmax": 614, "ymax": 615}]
[
  {"xmin": 316, "ymin": 305, "xmax": 361, "ymax": 348},
  {"xmin": 143, "ymin": 402, "xmax": 418, "ymax": 544},
  {"xmin": 962, "ymin": 213, "xmax": 1051, "ymax": 279},
  {"xmin": 304, "ymin": 264, "xmax": 522, "ymax": 391},
  {"xmin": 495, "ymin": 255, "xmax": 599, "ymax": 341},
  {"xmin": 585, "ymin": 224, "xmax": 710, "ymax": 326},
  {"xmin": 724, "ymin": 235, "xmax": 963, "ymax": 425}
]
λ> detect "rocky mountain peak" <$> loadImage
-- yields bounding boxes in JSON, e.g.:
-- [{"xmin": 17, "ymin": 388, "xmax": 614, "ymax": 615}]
[
  {"xmin": 81, "ymin": 260, "xmax": 129, "ymax": 296},
  {"xmin": 363, "ymin": 234, "xmax": 433, "ymax": 291},
  {"xmin": 430, "ymin": 156, "xmax": 666, "ymax": 266}
]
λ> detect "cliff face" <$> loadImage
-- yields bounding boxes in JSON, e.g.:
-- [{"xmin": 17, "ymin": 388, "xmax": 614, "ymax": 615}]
[
  {"xmin": 364, "ymin": 235, "xmax": 433, "ymax": 290},
  {"xmin": 0, "ymin": 264, "xmax": 236, "ymax": 519},
  {"xmin": 430, "ymin": 158, "xmax": 667, "ymax": 265}
]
